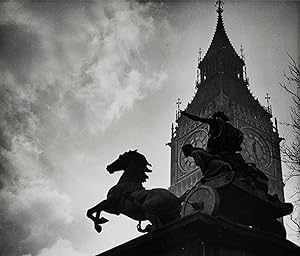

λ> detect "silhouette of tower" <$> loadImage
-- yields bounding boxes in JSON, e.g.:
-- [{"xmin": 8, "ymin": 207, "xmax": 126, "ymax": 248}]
[{"xmin": 169, "ymin": 1, "xmax": 284, "ymax": 202}]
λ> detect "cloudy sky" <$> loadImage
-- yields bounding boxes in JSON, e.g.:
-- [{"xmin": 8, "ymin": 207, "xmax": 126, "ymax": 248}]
[{"xmin": 0, "ymin": 0, "xmax": 298, "ymax": 255}]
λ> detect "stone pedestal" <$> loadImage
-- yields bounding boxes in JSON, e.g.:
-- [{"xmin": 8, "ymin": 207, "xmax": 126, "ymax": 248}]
[{"xmin": 96, "ymin": 212, "xmax": 300, "ymax": 256}]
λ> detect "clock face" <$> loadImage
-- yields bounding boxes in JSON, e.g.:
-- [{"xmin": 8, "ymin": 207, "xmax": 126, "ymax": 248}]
[
  {"xmin": 241, "ymin": 128, "xmax": 271, "ymax": 169},
  {"xmin": 179, "ymin": 129, "xmax": 208, "ymax": 173}
]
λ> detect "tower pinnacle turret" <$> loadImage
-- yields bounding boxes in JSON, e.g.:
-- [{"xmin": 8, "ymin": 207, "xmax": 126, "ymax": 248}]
[
  {"xmin": 198, "ymin": 2, "xmax": 244, "ymax": 85},
  {"xmin": 215, "ymin": 0, "xmax": 224, "ymax": 14}
]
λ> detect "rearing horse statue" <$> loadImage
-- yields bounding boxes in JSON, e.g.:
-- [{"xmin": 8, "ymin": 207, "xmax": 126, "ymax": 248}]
[{"xmin": 86, "ymin": 150, "xmax": 182, "ymax": 233}]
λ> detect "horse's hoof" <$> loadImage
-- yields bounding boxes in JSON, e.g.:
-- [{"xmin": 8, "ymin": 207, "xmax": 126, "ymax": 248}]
[
  {"xmin": 145, "ymin": 224, "xmax": 155, "ymax": 232},
  {"xmin": 144, "ymin": 224, "xmax": 153, "ymax": 233},
  {"xmin": 94, "ymin": 224, "xmax": 102, "ymax": 233},
  {"xmin": 137, "ymin": 223, "xmax": 153, "ymax": 233},
  {"xmin": 94, "ymin": 217, "xmax": 109, "ymax": 225},
  {"xmin": 86, "ymin": 209, "xmax": 93, "ymax": 218},
  {"xmin": 98, "ymin": 217, "xmax": 109, "ymax": 224}
]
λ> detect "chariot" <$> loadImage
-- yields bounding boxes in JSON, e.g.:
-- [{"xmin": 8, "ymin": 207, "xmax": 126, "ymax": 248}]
[{"xmin": 182, "ymin": 171, "xmax": 293, "ymax": 237}]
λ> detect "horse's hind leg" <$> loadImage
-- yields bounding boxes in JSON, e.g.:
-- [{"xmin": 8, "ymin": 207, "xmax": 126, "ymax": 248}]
[{"xmin": 145, "ymin": 213, "xmax": 163, "ymax": 231}]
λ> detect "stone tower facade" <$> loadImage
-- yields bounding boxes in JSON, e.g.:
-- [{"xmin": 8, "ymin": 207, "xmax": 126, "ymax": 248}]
[{"xmin": 169, "ymin": 4, "xmax": 284, "ymax": 201}]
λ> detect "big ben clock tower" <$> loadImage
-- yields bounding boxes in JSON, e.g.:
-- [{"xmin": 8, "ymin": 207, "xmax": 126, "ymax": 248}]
[{"xmin": 169, "ymin": 1, "xmax": 284, "ymax": 202}]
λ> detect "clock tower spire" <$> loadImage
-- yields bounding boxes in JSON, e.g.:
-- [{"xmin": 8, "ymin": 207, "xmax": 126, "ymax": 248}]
[
  {"xmin": 169, "ymin": 2, "xmax": 284, "ymax": 203},
  {"xmin": 215, "ymin": 0, "xmax": 224, "ymax": 14}
]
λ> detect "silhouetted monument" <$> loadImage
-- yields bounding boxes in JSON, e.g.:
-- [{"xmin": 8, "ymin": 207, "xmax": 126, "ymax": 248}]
[
  {"xmin": 87, "ymin": 150, "xmax": 182, "ymax": 233},
  {"xmin": 93, "ymin": 1, "xmax": 300, "ymax": 255},
  {"xmin": 89, "ymin": 147, "xmax": 297, "ymax": 255}
]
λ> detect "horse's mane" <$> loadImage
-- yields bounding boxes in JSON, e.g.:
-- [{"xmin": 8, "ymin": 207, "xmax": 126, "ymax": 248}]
[
  {"xmin": 126, "ymin": 150, "xmax": 152, "ymax": 183},
  {"xmin": 127, "ymin": 150, "xmax": 152, "ymax": 170}
]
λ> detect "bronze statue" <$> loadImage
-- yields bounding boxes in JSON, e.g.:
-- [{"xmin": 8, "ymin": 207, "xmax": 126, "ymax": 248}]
[
  {"xmin": 180, "ymin": 112, "xmax": 292, "ymax": 237},
  {"xmin": 86, "ymin": 150, "xmax": 182, "ymax": 233},
  {"xmin": 86, "ymin": 148, "xmax": 291, "ymax": 238},
  {"xmin": 181, "ymin": 111, "xmax": 243, "ymax": 155},
  {"xmin": 181, "ymin": 111, "xmax": 269, "ymax": 192},
  {"xmin": 181, "ymin": 144, "xmax": 231, "ymax": 179}
]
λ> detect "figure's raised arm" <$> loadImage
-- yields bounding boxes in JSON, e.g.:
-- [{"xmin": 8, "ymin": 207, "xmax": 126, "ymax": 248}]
[{"xmin": 181, "ymin": 111, "xmax": 214, "ymax": 124}]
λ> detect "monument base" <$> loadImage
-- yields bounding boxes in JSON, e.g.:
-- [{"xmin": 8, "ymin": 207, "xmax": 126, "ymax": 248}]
[{"xmin": 96, "ymin": 212, "xmax": 299, "ymax": 256}]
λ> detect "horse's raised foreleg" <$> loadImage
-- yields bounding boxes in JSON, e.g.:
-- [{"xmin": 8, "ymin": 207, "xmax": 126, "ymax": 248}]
[
  {"xmin": 87, "ymin": 202, "xmax": 109, "ymax": 233},
  {"xmin": 87, "ymin": 195, "xmax": 121, "ymax": 233},
  {"xmin": 86, "ymin": 199, "xmax": 110, "ymax": 233}
]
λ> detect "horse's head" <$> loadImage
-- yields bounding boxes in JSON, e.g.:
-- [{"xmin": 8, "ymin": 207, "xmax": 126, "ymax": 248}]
[{"xmin": 106, "ymin": 150, "xmax": 152, "ymax": 174}]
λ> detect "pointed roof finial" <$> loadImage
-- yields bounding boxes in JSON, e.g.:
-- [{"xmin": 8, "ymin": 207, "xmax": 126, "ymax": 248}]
[
  {"xmin": 198, "ymin": 48, "xmax": 202, "ymax": 63},
  {"xmin": 176, "ymin": 98, "xmax": 182, "ymax": 120},
  {"xmin": 215, "ymin": 0, "xmax": 224, "ymax": 14},
  {"xmin": 196, "ymin": 48, "xmax": 202, "ymax": 85},
  {"xmin": 265, "ymin": 93, "xmax": 272, "ymax": 114},
  {"xmin": 240, "ymin": 45, "xmax": 245, "ymax": 61}
]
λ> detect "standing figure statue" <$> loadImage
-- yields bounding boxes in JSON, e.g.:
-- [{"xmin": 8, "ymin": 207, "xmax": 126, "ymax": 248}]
[
  {"xmin": 181, "ymin": 111, "xmax": 268, "ymax": 192},
  {"xmin": 181, "ymin": 111, "xmax": 243, "ymax": 156}
]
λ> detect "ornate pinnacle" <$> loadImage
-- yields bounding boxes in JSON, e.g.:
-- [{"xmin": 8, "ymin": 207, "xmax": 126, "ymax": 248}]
[
  {"xmin": 198, "ymin": 48, "xmax": 202, "ymax": 63},
  {"xmin": 265, "ymin": 93, "xmax": 272, "ymax": 114},
  {"xmin": 240, "ymin": 45, "xmax": 245, "ymax": 61},
  {"xmin": 176, "ymin": 98, "xmax": 182, "ymax": 120},
  {"xmin": 215, "ymin": 0, "xmax": 224, "ymax": 14}
]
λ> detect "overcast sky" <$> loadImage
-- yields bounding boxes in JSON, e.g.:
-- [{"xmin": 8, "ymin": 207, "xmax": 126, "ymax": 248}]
[{"xmin": 0, "ymin": 1, "xmax": 298, "ymax": 255}]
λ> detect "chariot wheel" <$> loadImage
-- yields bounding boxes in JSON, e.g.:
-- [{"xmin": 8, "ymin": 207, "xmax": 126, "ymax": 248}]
[{"xmin": 182, "ymin": 185, "xmax": 220, "ymax": 217}]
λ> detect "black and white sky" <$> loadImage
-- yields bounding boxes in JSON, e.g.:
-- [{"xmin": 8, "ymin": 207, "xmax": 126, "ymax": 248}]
[{"xmin": 0, "ymin": 1, "xmax": 298, "ymax": 255}]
